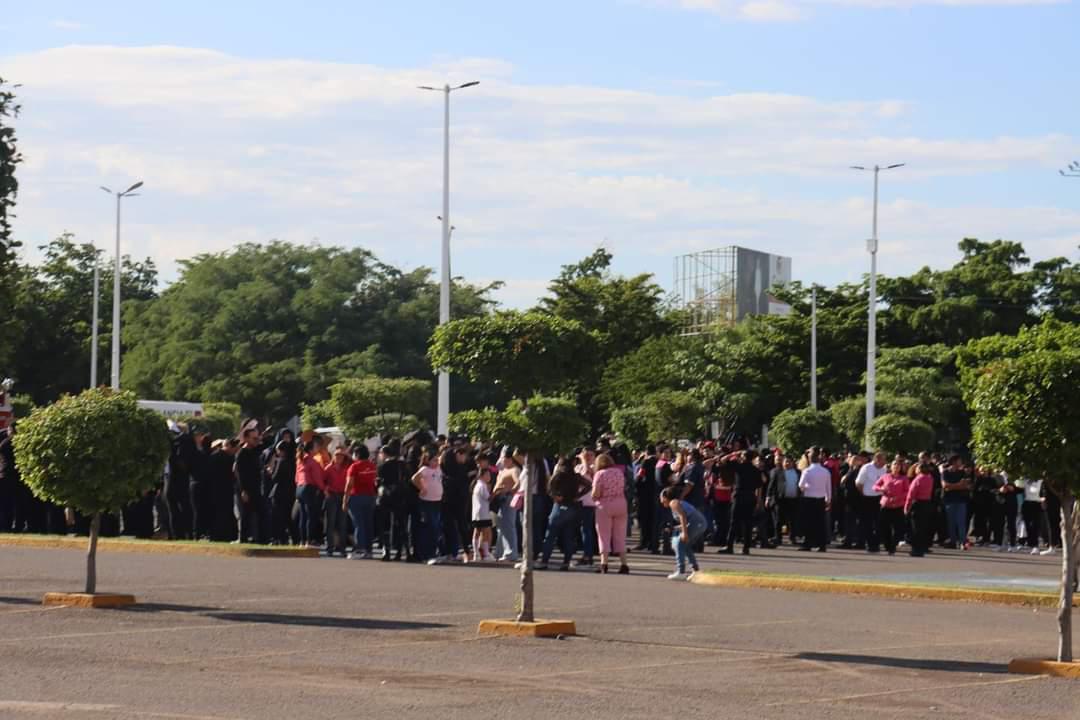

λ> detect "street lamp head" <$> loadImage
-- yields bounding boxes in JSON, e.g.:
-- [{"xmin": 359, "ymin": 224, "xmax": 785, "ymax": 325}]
[
  {"xmin": 886, "ymin": 163, "xmax": 905, "ymax": 170},
  {"xmin": 100, "ymin": 186, "xmax": 113, "ymax": 194},
  {"xmin": 417, "ymin": 85, "xmax": 438, "ymax": 91},
  {"xmin": 122, "ymin": 181, "xmax": 144, "ymax": 195},
  {"xmin": 455, "ymin": 81, "xmax": 480, "ymax": 89},
  {"xmin": 850, "ymin": 165, "xmax": 866, "ymax": 171}
]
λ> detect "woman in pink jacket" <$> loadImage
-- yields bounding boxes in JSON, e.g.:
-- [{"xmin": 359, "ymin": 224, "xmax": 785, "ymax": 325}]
[
  {"xmin": 873, "ymin": 459, "xmax": 910, "ymax": 555},
  {"xmin": 295, "ymin": 441, "xmax": 325, "ymax": 548},
  {"xmin": 591, "ymin": 453, "xmax": 630, "ymax": 575}
]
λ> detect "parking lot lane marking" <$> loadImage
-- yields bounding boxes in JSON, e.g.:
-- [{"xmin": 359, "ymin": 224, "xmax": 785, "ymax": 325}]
[
  {"xmin": 762, "ymin": 675, "xmax": 1043, "ymax": 707},
  {"xmin": 0, "ymin": 622, "xmax": 258, "ymax": 644}
]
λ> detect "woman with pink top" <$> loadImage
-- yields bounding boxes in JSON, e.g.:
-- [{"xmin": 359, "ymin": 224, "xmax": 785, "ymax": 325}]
[
  {"xmin": 906, "ymin": 462, "xmax": 936, "ymax": 557},
  {"xmin": 591, "ymin": 453, "xmax": 630, "ymax": 574},
  {"xmin": 873, "ymin": 459, "xmax": 910, "ymax": 555},
  {"xmin": 321, "ymin": 447, "xmax": 350, "ymax": 557},
  {"xmin": 295, "ymin": 441, "xmax": 326, "ymax": 548}
]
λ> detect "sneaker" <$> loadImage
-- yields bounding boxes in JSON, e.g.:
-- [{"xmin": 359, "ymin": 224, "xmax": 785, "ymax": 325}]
[
  {"xmin": 1040, "ymin": 547, "xmax": 1057, "ymax": 556},
  {"xmin": 897, "ymin": 541, "xmax": 908, "ymax": 548},
  {"xmin": 667, "ymin": 572, "xmax": 690, "ymax": 581},
  {"xmin": 1008, "ymin": 545, "xmax": 1021, "ymax": 553},
  {"xmin": 427, "ymin": 556, "xmax": 445, "ymax": 566},
  {"xmin": 990, "ymin": 544, "xmax": 1003, "ymax": 551},
  {"xmin": 481, "ymin": 554, "xmax": 495, "ymax": 563},
  {"xmin": 346, "ymin": 552, "xmax": 361, "ymax": 560},
  {"xmin": 687, "ymin": 570, "xmax": 698, "ymax": 581},
  {"xmin": 1030, "ymin": 547, "xmax": 1041, "ymax": 555}
]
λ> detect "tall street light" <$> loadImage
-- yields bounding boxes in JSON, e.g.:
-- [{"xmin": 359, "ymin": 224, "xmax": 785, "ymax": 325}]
[
  {"xmin": 100, "ymin": 181, "xmax": 143, "ymax": 390},
  {"xmin": 419, "ymin": 81, "xmax": 478, "ymax": 437},
  {"xmin": 850, "ymin": 163, "xmax": 903, "ymax": 448},
  {"xmin": 90, "ymin": 244, "xmax": 100, "ymax": 388}
]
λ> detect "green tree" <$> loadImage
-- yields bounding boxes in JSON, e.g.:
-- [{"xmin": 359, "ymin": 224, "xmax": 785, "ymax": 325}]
[
  {"xmin": 429, "ymin": 311, "xmax": 596, "ymax": 401},
  {"xmin": 178, "ymin": 401, "xmax": 242, "ymax": 440},
  {"xmin": 879, "ymin": 239, "xmax": 1039, "ymax": 347},
  {"xmin": 13, "ymin": 389, "xmax": 170, "ymax": 593},
  {"xmin": 121, "ymin": 242, "xmax": 495, "ymax": 422},
  {"xmin": 300, "ymin": 399, "xmax": 339, "ymax": 432},
  {"xmin": 6, "ymin": 233, "xmax": 157, "ymax": 404},
  {"xmin": 538, "ymin": 249, "xmax": 668, "ymax": 432},
  {"xmin": 865, "ymin": 415, "xmax": 935, "ymax": 457},
  {"xmin": 609, "ymin": 406, "xmax": 650, "ymax": 449},
  {"xmin": 959, "ymin": 321, "xmax": 1080, "ymax": 661},
  {"xmin": 769, "ymin": 407, "xmax": 840, "ymax": 456},
  {"xmin": 330, "ymin": 377, "xmax": 431, "ymax": 437},
  {"xmin": 828, "ymin": 395, "xmax": 925, "ymax": 449},
  {"xmin": 0, "ymin": 78, "xmax": 21, "ymax": 359},
  {"xmin": 433, "ymin": 311, "xmax": 594, "ymax": 622}
]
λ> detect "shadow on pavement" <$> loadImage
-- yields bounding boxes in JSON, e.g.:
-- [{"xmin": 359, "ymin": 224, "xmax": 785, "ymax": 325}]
[
  {"xmin": 111, "ymin": 602, "xmax": 449, "ymax": 630},
  {"xmin": 794, "ymin": 651, "xmax": 1007, "ymax": 674},
  {"xmin": 206, "ymin": 611, "xmax": 449, "ymax": 631}
]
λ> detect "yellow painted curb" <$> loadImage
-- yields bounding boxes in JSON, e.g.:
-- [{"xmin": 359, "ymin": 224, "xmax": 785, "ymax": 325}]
[
  {"xmin": 690, "ymin": 572, "xmax": 1079, "ymax": 609},
  {"xmin": 1008, "ymin": 658, "xmax": 1080, "ymax": 679},
  {"xmin": 478, "ymin": 619, "xmax": 577, "ymax": 638},
  {"xmin": 42, "ymin": 592, "xmax": 136, "ymax": 608},
  {"xmin": 0, "ymin": 534, "xmax": 319, "ymax": 558}
]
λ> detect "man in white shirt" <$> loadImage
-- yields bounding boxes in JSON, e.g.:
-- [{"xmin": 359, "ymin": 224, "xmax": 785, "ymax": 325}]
[
  {"xmin": 855, "ymin": 451, "xmax": 887, "ymax": 553},
  {"xmin": 798, "ymin": 449, "xmax": 832, "ymax": 552}
]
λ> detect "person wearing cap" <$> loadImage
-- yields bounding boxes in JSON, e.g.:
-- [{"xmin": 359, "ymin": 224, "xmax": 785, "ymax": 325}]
[{"xmin": 322, "ymin": 447, "xmax": 351, "ymax": 556}]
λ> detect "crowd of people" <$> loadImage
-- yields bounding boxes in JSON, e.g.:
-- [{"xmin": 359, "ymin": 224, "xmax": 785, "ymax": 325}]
[{"xmin": 0, "ymin": 420, "xmax": 1067, "ymax": 583}]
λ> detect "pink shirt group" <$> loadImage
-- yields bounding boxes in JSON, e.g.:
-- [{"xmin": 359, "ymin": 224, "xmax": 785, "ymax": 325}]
[
  {"xmin": 873, "ymin": 473, "xmax": 910, "ymax": 510},
  {"xmin": 591, "ymin": 467, "xmax": 625, "ymax": 510},
  {"xmin": 906, "ymin": 473, "xmax": 934, "ymax": 513}
]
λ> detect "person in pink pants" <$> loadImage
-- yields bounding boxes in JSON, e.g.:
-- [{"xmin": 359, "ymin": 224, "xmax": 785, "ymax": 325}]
[{"xmin": 592, "ymin": 453, "xmax": 630, "ymax": 575}]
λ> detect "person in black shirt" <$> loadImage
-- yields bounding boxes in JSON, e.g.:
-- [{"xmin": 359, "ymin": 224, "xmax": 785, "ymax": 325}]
[
  {"xmin": 377, "ymin": 439, "xmax": 410, "ymax": 561},
  {"xmin": 188, "ymin": 427, "xmax": 213, "ymax": 540},
  {"xmin": 209, "ymin": 438, "xmax": 240, "ymax": 541},
  {"xmin": 721, "ymin": 450, "xmax": 762, "ymax": 555},
  {"xmin": 440, "ymin": 445, "xmax": 472, "ymax": 561},
  {"xmin": 234, "ymin": 428, "xmax": 264, "ymax": 543},
  {"xmin": 634, "ymin": 446, "xmax": 659, "ymax": 552}
]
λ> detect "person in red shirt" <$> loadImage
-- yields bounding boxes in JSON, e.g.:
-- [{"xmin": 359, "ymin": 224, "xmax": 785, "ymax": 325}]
[
  {"xmin": 343, "ymin": 444, "xmax": 378, "ymax": 558},
  {"xmin": 906, "ymin": 462, "xmax": 936, "ymax": 557},
  {"xmin": 322, "ymin": 447, "xmax": 350, "ymax": 557}
]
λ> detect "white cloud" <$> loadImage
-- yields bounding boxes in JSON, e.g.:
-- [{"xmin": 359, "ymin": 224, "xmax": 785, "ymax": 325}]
[
  {"xmin": 644, "ymin": 0, "xmax": 1066, "ymax": 22},
  {"xmin": 50, "ymin": 19, "xmax": 84, "ymax": 31},
  {"xmin": 3, "ymin": 44, "xmax": 1078, "ymax": 308}
]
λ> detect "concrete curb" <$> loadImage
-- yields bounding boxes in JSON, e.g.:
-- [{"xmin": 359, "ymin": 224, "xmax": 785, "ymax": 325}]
[
  {"xmin": 0, "ymin": 534, "xmax": 319, "ymax": 558},
  {"xmin": 690, "ymin": 571, "xmax": 1078, "ymax": 608},
  {"xmin": 42, "ymin": 592, "xmax": 136, "ymax": 608},
  {"xmin": 478, "ymin": 619, "xmax": 577, "ymax": 638},
  {"xmin": 1008, "ymin": 658, "xmax": 1080, "ymax": 679}
]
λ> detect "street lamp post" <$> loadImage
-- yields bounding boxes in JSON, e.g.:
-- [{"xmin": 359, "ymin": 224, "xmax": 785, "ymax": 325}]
[
  {"xmin": 91, "ymin": 257, "xmax": 99, "ymax": 388},
  {"xmin": 850, "ymin": 163, "xmax": 903, "ymax": 448},
  {"xmin": 419, "ymin": 81, "xmax": 478, "ymax": 437},
  {"xmin": 99, "ymin": 181, "xmax": 143, "ymax": 390},
  {"xmin": 810, "ymin": 286, "xmax": 817, "ymax": 410}
]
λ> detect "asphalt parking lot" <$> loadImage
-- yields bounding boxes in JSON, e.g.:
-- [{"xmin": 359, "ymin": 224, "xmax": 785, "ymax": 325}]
[{"xmin": 1, "ymin": 543, "xmax": 1076, "ymax": 719}]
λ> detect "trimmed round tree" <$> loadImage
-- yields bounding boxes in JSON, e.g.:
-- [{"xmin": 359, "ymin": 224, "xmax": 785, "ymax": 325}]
[
  {"xmin": 329, "ymin": 377, "xmax": 431, "ymax": 437},
  {"xmin": 865, "ymin": 414, "xmax": 935, "ymax": 457},
  {"xmin": 14, "ymin": 389, "xmax": 170, "ymax": 594},
  {"xmin": 963, "ymin": 347, "xmax": 1080, "ymax": 663},
  {"xmin": 451, "ymin": 394, "xmax": 585, "ymax": 621},
  {"xmin": 769, "ymin": 407, "xmax": 840, "ymax": 456}
]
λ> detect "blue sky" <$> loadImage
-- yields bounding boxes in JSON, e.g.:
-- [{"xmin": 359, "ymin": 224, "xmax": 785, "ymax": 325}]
[{"xmin": 3, "ymin": 0, "xmax": 1078, "ymax": 306}]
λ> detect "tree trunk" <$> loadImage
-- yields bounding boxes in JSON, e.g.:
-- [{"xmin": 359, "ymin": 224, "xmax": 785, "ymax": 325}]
[
  {"xmin": 85, "ymin": 512, "xmax": 100, "ymax": 595},
  {"xmin": 1056, "ymin": 491, "xmax": 1075, "ymax": 663},
  {"xmin": 517, "ymin": 454, "xmax": 535, "ymax": 622}
]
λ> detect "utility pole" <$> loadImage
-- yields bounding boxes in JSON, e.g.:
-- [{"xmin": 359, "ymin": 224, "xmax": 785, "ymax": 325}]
[
  {"xmin": 99, "ymin": 181, "xmax": 143, "ymax": 390},
  {"xmin": 850, "ymin": 163, "xmax": 903, "ymax": 447},
  {"xmin": 810, "ymin": 286, "xmax": 817, "ymax": 409},
  {"xmin": 418, "ymin": 81, "xmax": 478, "ymax": 436}
]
